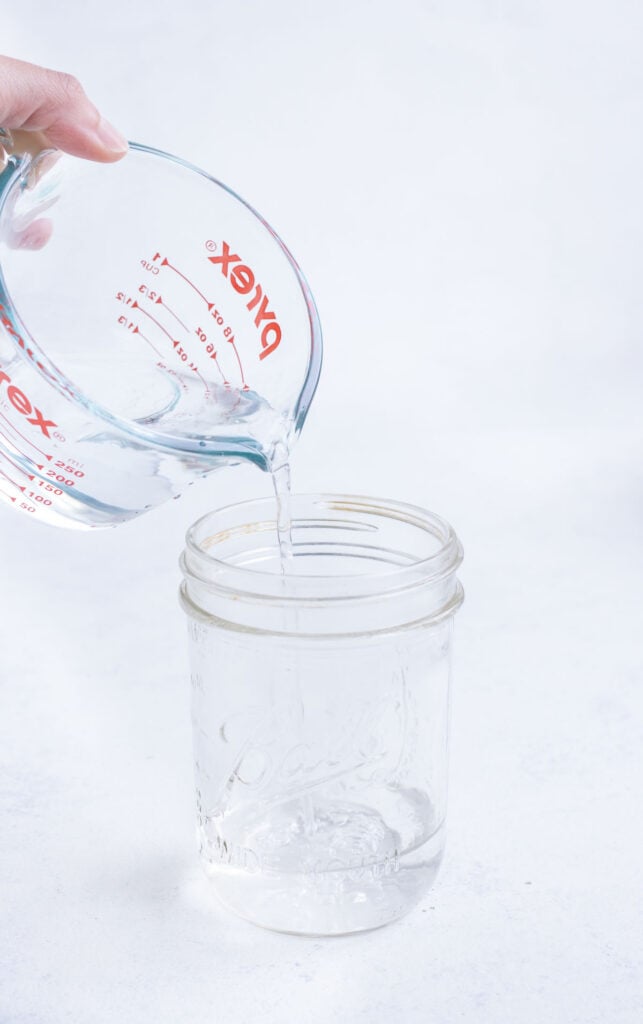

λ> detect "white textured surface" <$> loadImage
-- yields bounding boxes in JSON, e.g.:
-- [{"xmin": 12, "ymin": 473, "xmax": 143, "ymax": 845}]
[{"xmin": 2, "ymin": 3, "xmax": 643, "ymax": 1022}]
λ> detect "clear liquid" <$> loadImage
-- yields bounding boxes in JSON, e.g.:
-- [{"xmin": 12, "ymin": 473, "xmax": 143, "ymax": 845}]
[
  {"xmin": 270, "ymin": 449, "xmax": 294, "ymax": 570},
  {"xmin": 179, "ymin": 391, "xmax": 440, "ymax": 934},
  {"xmin": 200, "ymin": 441, "xmax": 443, "ymax": 934},
  {"xmin": 201, "ymin": 793, "xmax": 445, "ymax": 936},
  {"xmin": 0, "ymin": 348, "xmax": 299, "ymax": 529},
  {"xmin": 267, "ymin": 448, "xmax": 318, "ymax": 837}
]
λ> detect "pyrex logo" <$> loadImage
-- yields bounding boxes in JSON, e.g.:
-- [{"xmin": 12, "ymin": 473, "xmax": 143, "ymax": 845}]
[
  {"xmin": 0, "ymin": 369, "xmax": 57, "ymax": 437},
  {"xmin": 0, "ymin": 305, "xmax": 57, "ymax": 437},
  {"xmin": 208, "ymin": 242, "xmax": 282, "ymax": 360}
]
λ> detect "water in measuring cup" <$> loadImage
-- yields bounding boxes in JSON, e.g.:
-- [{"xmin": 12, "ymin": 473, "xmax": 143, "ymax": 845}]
[
  {"xmin": 0, "ymin": 208, "xmax": 318, "ymax": 529},
  {"xmin": 0, "ymin": 332, "xmax": 295, "ymax": 529}
]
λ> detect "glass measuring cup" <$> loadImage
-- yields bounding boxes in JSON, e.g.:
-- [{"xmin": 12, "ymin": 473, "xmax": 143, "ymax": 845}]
[{"xmin": 0, "ymin": 132, "xmax": 321, "ymax": 528}]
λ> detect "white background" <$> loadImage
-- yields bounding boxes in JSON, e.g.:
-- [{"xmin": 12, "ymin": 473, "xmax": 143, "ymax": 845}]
[{"xmin": 1, "ymin": 2, "xmax": 643, "ymax": 1021}]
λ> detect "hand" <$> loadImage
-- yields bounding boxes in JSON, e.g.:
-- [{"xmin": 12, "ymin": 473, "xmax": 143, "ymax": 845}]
[{"xmin": 0, "ymin": 54, "xmax": 128, "ymax": 162}]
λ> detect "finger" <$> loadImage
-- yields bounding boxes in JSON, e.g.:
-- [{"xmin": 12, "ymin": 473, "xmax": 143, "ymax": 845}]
[{"xmin": 0, "ymin": 55, "xmax": 128, "ymax": 162}]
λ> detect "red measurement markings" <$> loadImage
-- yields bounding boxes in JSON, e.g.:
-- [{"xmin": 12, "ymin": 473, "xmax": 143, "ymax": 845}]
[
  {"xmin": 154, "ymin": 294, "xmax": 189, "ymax": 332},
  {"xmin": 137, "ymin": 284, "xmax": 189, "ymax": 333},
  {"xmin": 208, "ymin": 302, "xmax": 248, "ymax": 386},
  {"xmin": 120, "ymin": 296, "xmax": 203, "ymax": 389},
  {"xmin": 0, "ymin": 467, "xmax": 25, "ymax": 497},
  {"xmin": 192, "ymin": 366, "xmax": 210, "ymax": 394},
  {"xmin": 194, "ymin": 328, "xmax": 228, "ymax": 387},
  {"xmin": 132, "ymin": 325, "xmax": 165, "ymax": 362},
  {"xmin": 160, "ymin": 257, "xmax": 213, "ymax": 309},
  {"xmin": 0, "ymin": 425, "xmax": 39, "ymax": 467},
  {"xmin": 0, "ymin": 409, "xmax": 52, "ymax": 461},
  {"xmin": 150, "ymin": 254, "xmax": 247, "ymax": 390},
  {"xmin": 171, "ymin": 341, "xmax": 210, "ymax": 392},
  {"xmin": 228, "ymin": 338, "xmax": 248, "ymax": 390},
  {"xmin": 163, "ymin": 365, "xmax": 189, "ymax": 394},
  {"xmin": 0, "ymin": 467, "xmax": 55, "ymax": 509},
  {"xmin": 212, "ymin": 357, "xmax": 228, "ymax": 386},
  {"xmin": 132, "ymin": 301, "xmax": 176, "ymax": 345},
  {"xmin": 205, "ymin": 349, "xmax": 229, "ymax": 387},
  {"xmin": 134, "ymin": 302, "xmax": 207, "ymax": 393}
]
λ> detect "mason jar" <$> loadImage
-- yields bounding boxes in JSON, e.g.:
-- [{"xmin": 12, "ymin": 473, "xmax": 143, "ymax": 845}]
[{"xmin": 179, "ymin": 494, "xmax": 464, "ymax": 935}]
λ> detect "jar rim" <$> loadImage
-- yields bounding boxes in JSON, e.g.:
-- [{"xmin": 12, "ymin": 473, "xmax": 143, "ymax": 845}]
[{"xmin": 182, "ymin": 493, "xmax": 463, "ymax": 606}]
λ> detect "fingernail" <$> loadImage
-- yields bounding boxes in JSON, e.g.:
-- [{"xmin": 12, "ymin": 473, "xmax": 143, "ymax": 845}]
[{"xmin": 95, "ymin": 117, "xmax": 129, "ymax": 155}]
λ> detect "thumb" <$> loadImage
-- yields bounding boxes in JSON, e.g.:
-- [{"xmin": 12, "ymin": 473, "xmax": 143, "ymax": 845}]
[{"xmin": 0, "ymin": 55, "xmax": 128, "ymax": 162}]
